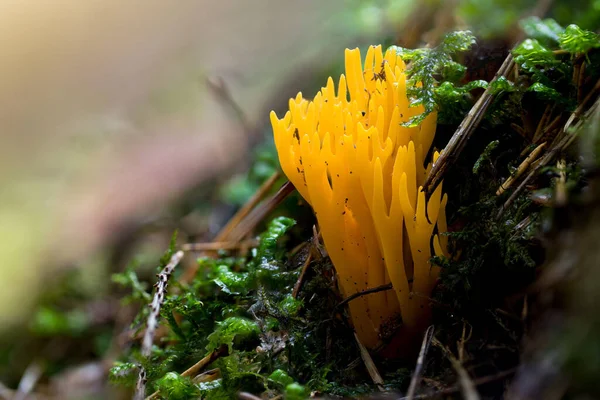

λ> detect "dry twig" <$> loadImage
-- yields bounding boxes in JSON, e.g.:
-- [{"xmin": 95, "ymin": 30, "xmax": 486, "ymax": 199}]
[
  {"xmin": 406, "ymin": 325, "xmax": 435, "ymax": 400},
  {"xmin": 181, "ymin": 239, "xmax": 259, "ymax": 252},
  {"xmin": 334, "ymin": 284, "xmax": 393, "ymax": 312},
  {"xmin": 180, "ymin": 171, "xmax": 281, "ymax": 283},
  {"xmin": 497, "ymin": 95, "xmax": 600, "ymax": 218},
  {"xmin": 423, "ymin": 54, "xmax": 515, "ymax": 196},
  {"xmin": 397, "ymin": 368, "xmax": 516, "ymax": 400},
  {"xmin": 134, "ymin": 250, "xmax": 184, "ymax": 400},
  {"xmin": 354, "ymin": 333, "xmax": 385, "ymax": 391},
  {"xmin": 145, "ymin": 346, "xmax": 228, "ymax": 400},
  {"xmin": 433, "ymin": 338, "xmax": 480, "ymax": 400},
  {"xmin": 497, "ymin": 142, "xmax": 547, "ymax": 196}
]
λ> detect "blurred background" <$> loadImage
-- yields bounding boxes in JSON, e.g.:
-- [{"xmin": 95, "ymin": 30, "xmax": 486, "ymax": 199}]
[{"xmin": 1, "ymin": 0, "xmax": 598, "ymax": 398}]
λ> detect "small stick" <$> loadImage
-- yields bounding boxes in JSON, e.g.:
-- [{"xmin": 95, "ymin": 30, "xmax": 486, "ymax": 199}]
[
  {"xmin": 141, "ymin": 251, "xmax": 185, "ymax": 357},
  {"xmin": 335, "ymin": 283, "xmax": 393, "ymax": 311},
  {"xmin": 555, "ymin": 159, "xmax": 567, "ymax": 207},
  {"xmin": 213, "ymin": 172, "xmax": 281, "ymax": 244},
  {"xmin": 134, "ymin": 368, "xmax": 148, "ymax": 400},
  {"xmin": 497, "ymin": 142, "xmax": 547, "ymax": 195},
  {"xmin": 498, "ymin": 96, "xmax": 600, "ymax": 218},
  {"xmin": 145, "ymin": 346, "xmax": 227, "ymax": 400},
  {"xmin": 14, "ymin": 360, "xmax": 43, "ymax": 400},
  {"xmin": 134, "ymin": 251, "xmax": 184, "ymax": 400},
  {"xmin": 397, "ymin": 368, "xmax": 516, "ymax": 399},
  {"xmin": 423, "ymin": 54, "xmax": 515, "ymax": 197},
  {"xmin": 406, "ymin": 325, "xmax": 435, "ymax": 400},
  {"xmin": 354, "ymin": 333, "xmax": 385, "ymax": 391},
  {"xmin": 181, "ymin": 345, "xmax": 228, "ymax": 378},
  {"xmin": 577, "ymin": 61, "xmax": 586, "ymax": 103},
  {"xmin": 226, "ymin": 181, "xmax": 296, "ymax": 243},
  {"xmin": 180, "ymin": 172, "xmax": 280, "ymax": 283},
  {"xmin": 238, "ymin": 392, "xmax": 262, "ymax": 400},
  {"xmin": 433, "ymin": 338, "xmax": 480, "ymax": 400},
  {"xmin": 181, "ymin": 239, "xmax": 259, "ymax": 252},
  {"xmin": 292, "ymin": 252, "xmax": 312, "ymax": 299},
  {"xmin": 457, "ymin": 321, "xmax": 473, "ymax": 364},
  {"xmin": 532, "ymin": 105, "xmax": 554, "ymax": 144}
]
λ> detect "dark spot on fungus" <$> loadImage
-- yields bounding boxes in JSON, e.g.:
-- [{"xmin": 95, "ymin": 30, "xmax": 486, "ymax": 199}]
[
  {"xmin": 293, "ymin": 128, "xmax": 300, "ymax": 143},
  {"xmin": 361, "ymin": 111, "xmax": 366, "ymax": 116}
]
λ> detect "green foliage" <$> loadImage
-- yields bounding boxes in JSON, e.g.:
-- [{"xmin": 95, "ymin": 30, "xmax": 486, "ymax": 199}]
[
  {"xmin": 108, "ymin": 362, "xmax": 138, "ymax": 387},
  {"xmin": 110, "ymin": 215, "xmax": 353, "ymax": 399},
  {"xmin": 253, "ymin": 216, "xmax": 296, "ymax": 264},
  {"xmin": 473, "ymin": 140, "xmax": 499, "ymax": 174},
  {"xmin": 112, "ymin": 263, "xmax": 152, "ymax": 304},
  {"xmin": 278, "ymin": 295, "xmax": 303, "ymax": 318},
  {"xmin": 489, "ymin": 76, "xmax": 516, "ymax": 95},
  {"xmin": 214, "ymin": 264, "xmax": 250, "ymax": 295},
  {"xmin": 520, "ymin": 17, "xmax": 565, "ymax": 45},
  {"xmin": 156, "ymin": 372, "xmax": 200, "ymax": 400},
  {"xmin": 390, "ymin": 30, "xmax": 476, "ymax": 126},
  {"xmin": 435, "ymin": 80, "xmax": 488, "ymax": 124},
  {"xmin": 29, "ymin": 306, "xmax": 89, "ymax": 337},
  {"xmin": 509, "ymin": 21, "xmax": 598, "ymax": 111},
  {"xmin": 160, "ymin": 230, "xmax": 179, "ymax": 269},
  {"xmin": 559, "ymin": 24, "xmax": 600, "ymax": 54},
  {"xmin": 285, "ymin": 382, "xmax": 307, "ymax": 400},
  {"xmin": 206, "ymin": 317, "xmax": 260, "ymax": 352},
  {"xmin": 269, "ymin": 369, "xmax": 295, "ymax": 387}
]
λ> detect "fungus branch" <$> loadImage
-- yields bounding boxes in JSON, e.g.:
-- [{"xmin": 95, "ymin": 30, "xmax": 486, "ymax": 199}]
[{"xmin": 272, "ymin": 46, "xmax": 449, "ymax": 350}]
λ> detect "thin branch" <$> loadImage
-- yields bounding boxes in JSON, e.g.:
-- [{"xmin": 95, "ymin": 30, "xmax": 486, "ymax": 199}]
[
  {"xmin": 406, "ymin": 325, "xmax": 435, "ymax": 400},
  {"xmin": 227, "ymin": 180, "xmax": 295, "ymax": 242},
  {"xmin": 145, "ymin": 346, "xmax": 228, "ymax": 400},
  {"xmin": 292, "ymin": 251, "xmax": 312, "ymax": 299},
  {"xmin": 181, "ymin": 345, "xmax": 228, "ymax": 378},
  {"xmin": 181, "ymin": 239, "xmax": 259, "ymax": 252},
  {"xmin": 354, "ymin": 333, "xmax": 385, "ymax": 391},
  {"xmin": 433, "ymin": 338, "xmax": 480, "ymax": 400},
  {"xmin": 423, "ymin": 54, "xmax": 515, "ymax": 197},
  {"xmin": 497, "ymin": 95, "xmax": 600, "ymax": 218},
  {"xmin": 14, "ymin": 360, "xmax": 44, "ymax": 400},
  {"xmin": 238, "ymin": 392, "xmax": 262, "ymax": 400},
  {"xmin": 134, "ymin": 368, "xmax": 148, "ymax": 400},
  {"xmin": 134, "ymin": 250, "xmax": 184, "ymax": 400},
  {"xmin": 180, "ymin": 171, "xmax": 280, "ymax": 283},
  {"xmin": 497, "ymin": 142, "xmax": 547, "ymax": 195},
  {"xmin": 397, "ymin": 368, "xmax": 516, "ymax": 400},
  {"xmin": 335, "ymin": 283, "xmax": 393, "ymax": 311}
]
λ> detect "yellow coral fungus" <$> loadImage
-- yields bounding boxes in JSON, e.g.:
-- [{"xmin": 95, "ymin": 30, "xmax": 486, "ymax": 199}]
[{"xmin": 270, "ymin": 45, "xmax": 448, "ymax": 351}]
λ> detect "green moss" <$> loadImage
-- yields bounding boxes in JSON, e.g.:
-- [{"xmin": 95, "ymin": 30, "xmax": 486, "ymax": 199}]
[{"xmin": 389, "ymin": 30, "xmax": 477, "ymax": 126}]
